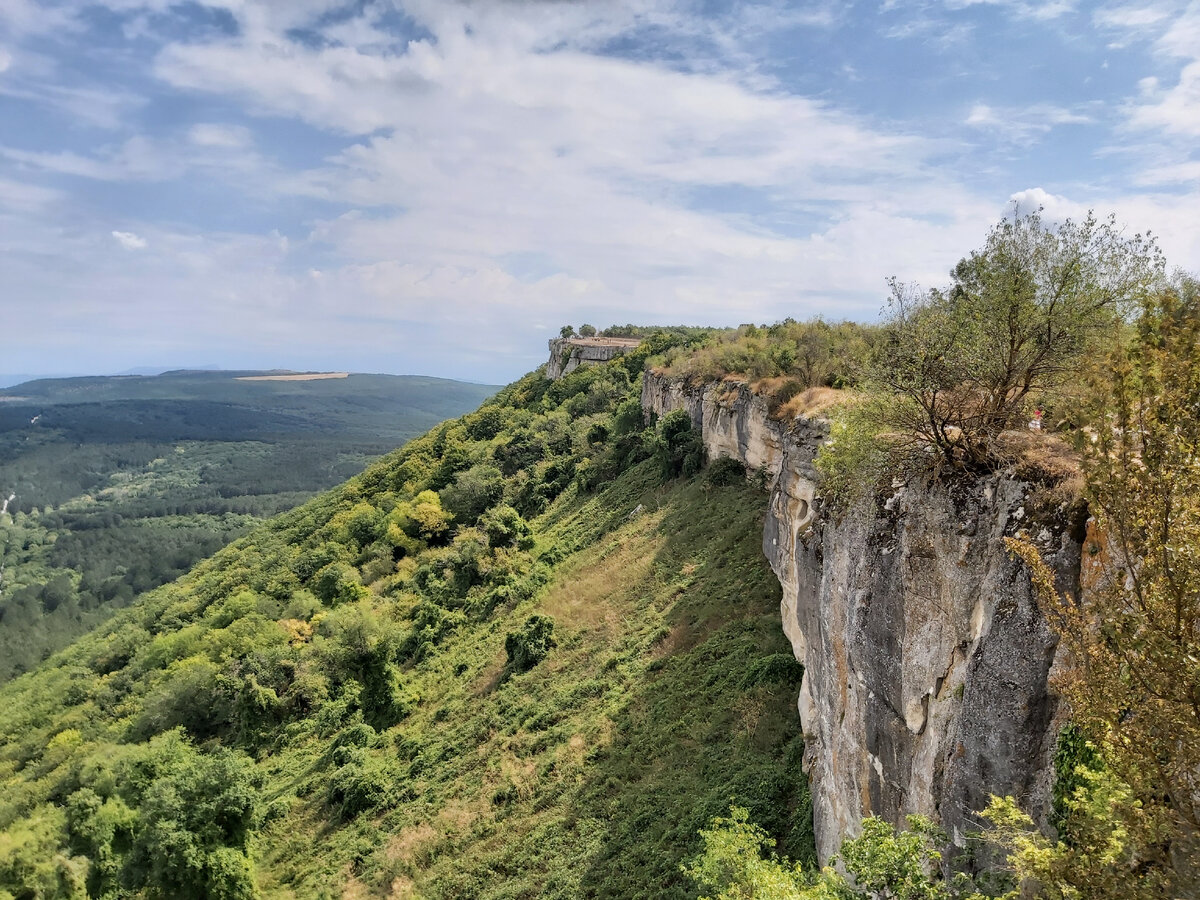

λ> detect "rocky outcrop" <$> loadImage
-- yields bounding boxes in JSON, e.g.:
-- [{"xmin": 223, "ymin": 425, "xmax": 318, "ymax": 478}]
[
  {"xmin": 641, "ymin": 371, "xmax": 1082, "ymax": 864},
  {"xmin": 547, "ymin": 337, "xmax": 642, "ymax": 379}
]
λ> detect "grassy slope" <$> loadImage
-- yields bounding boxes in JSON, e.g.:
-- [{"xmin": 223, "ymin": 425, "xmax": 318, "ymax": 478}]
[
  {"xmin": 258, "ymin": 464, "xmax": 809, "ymax": 898},
  {"xmin": 0, "ymin": 361, "xmax": 811, "ymax": 899}
]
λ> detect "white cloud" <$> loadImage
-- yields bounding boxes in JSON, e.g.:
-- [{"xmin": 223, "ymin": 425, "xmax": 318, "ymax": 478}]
[
  {"xmin": 0, "ymin": 176, "xmax": 61, "ymax": 212},
  {"xmin": 143, "ymin": 1, "xmax": 995, "ymax": 348},
  {"xmin": 1122, "ymin": 3, "xmax": 1200, "ymax": 135},
  {"xmin": 1135, "ymin": 159, "xmax": 1200, "ymax": 182},
  {"xmin": 1, "ymin": 137, "xmax": 178, "ymax": 180},
  {"xmin": 1008, "ymin": 187, "xmax": 1091, "ymax": 222},
  {"xmin": 111, "ymin": 230, "xmax": 147, "ymax": 249},
  {"xmin": 1009, "ymin": 185, "xmax": 1200, "ymax": 270},
  {"xmin": 188, "ymin": 123, "xmax": 253, "ymax": 149},
  {"xmin": 1093, "ymin": 2, "xmax": 1174, "ymax": 29},
  {"xmin": 939, "ymin": 0, "xmax": 1077, "ymax": 21},
  {"xmin": 966, "ymin": 102, "xmax": 1093, "ymax": 144},
  {"xmin": 1129, "ymin": 59, "xmax": 1200, "ymax": 134},
  {"xmin": 2, "ymin": 0, "xmax": 1197, "ymax": 381}
]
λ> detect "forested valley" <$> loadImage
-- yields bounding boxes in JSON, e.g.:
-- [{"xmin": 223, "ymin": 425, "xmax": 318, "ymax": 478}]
[{"xmin": 0, "ymin": 371, "xmax": 497, "ymax": 681}]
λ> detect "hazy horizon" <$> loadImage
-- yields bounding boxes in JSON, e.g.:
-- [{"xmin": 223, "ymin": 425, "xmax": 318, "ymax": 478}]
[{"xmin": 0, "ymin": 366, "xmax": 505, "ymax": 390}]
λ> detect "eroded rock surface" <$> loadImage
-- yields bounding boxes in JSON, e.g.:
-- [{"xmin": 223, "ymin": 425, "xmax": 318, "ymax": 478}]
[{"xmin": 641, "ymin": 372, "xmax": 1083, "ymax": 863}]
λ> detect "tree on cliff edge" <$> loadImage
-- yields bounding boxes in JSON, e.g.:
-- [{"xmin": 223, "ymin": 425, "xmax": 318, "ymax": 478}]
[{"xmin": 872, "ymin": 209, "xmax": 1163, "ymax": 469}]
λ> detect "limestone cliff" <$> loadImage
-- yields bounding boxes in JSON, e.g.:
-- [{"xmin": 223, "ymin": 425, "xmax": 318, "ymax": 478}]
[
  {"xmin": 547, "ymin": 337, "xmax": 642, "ymax": 379},
  {"xmin": 641, "ymin": 372, "xmax": 1082, "ymax": 863}
]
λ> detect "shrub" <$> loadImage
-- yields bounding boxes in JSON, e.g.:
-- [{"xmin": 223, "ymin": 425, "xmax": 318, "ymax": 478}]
[
  {"xmin": 813, "ymin": 399, "xmax": 891, "ymax": 507},
  {"xmin": 704, "ymin": 456, "xmax": 748, "ymax": 489},
  {"xmin": 312, "ymin": 562, "xmax": 367, "ymax": 607},
  {"xmin": 505, "ymin": 615, "xmax": 556, "ymax": 673},
  {"xmin": 481, "ymin": 503, "xmax": 532, "ymax": 550},
  {"xmin": 326, "ymin": 756, "xmax": 399, "ymax": 821},
  {"xmin": 656, "ymin": 408, "xmax": 705, "ymax": 480}
]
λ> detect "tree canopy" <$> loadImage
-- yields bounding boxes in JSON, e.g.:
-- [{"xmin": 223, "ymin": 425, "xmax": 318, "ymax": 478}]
[{"xmin": 872, "ymin": 210, "xmax": 1164, "ymax": 468}]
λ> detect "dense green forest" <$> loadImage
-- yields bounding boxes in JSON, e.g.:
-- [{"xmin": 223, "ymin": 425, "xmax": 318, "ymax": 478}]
[{"xmin": 0, "ymin": 372, "xmax": 496, "ymax": 681}]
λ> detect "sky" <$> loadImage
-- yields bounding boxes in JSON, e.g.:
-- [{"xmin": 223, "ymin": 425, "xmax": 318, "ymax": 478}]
[{"xmin": 1, "ymin": 0, "xmax": 1198, "ymax": 384}]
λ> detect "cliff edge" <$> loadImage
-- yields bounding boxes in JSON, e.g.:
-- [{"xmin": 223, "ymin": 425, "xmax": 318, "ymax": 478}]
[
  {"xmin": 642, "ymin": 371, "xmax": 1083, "ymax": 863},
  {"xmin": 547, "ymin": 337, "xmax": 642, "ymax": 379}
]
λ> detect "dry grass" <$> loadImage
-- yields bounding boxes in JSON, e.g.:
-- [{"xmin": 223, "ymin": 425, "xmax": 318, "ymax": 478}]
[
  {"xmin": 384, "ymin": 823, "xmax": 439, "ymax": 867},
  {"xmin": 387, "ymin": 876, "xmax": 419, "ymax": 899},
  {"xmin": 775, "ymin": 386, "xmax": 848, "ymax": 420},
  {"xmin": 994, "ymin": 428, "xmax": 1084, "ymax": 503},
  {"xmin": 340, "ymin": 871, "xmax": 369, "ymax": 899},
  {"xmin": 539, "ymin": 514, "xmax": 665, "ymax": 636}
]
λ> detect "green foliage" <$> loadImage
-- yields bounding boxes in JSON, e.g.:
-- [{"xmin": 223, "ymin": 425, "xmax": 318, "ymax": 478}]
[
  {"xmin": 1005, "ymin": 274, "xmax": 1200, "ymax": 888},
  {"xmin": 682, "ymin": 806, "xmax": 813, "ymax": 900},
  {"xmin": 504, "ymin": 614, "xmax": 557, "ymax": 673},
  {"xmin": 1050, "ymin": 724, "xmax": 1103, "ymax": 839},
  {"xmin": 0, "ymin": 352, "xmax": 817, "ymax": 898},
  {"xmin": 480, "ymin": 503, "xmax": 532, "ymax": 550},
  {"xmin": 326, "ymin": 753, "xmax": 401, "ymax": 821},
  {"xmin": 980, "ymin": 766, "xmax": 1174, "ymax": 900},
  {"xmin": 312, "ymin": 562, "xmax": 367, "ymax": 607},
  {"xmin": 657, "ymin": 319, "xmax": 872, "ymax": 390},
  {"xmin": 870, "ymin": 210, "xmax": 1163, "ymax": 469},
  {"xmin": 813, "ymin": 399, "xmax": 890, "ymax": 508},
  {"xmin": 440, "ymin": 463, "xmax": 504, "ymax": 526},
  {"xmin": 127, "ymin": 744, "xmax": 261, "ymax": 899},
  {"xmin": 686, "ymin": 808, "xmax": 963, "ymax": 900},
  {"xmin": 703, "ymin": 456, "xmax": 748, "ymax": 489},
  {"xmin": 836, "ymin": 816, "xmax": 950, "ymax": 900},
  {"xmin": 1074, "ymin": 274, "xmax": 1200, "ymax": 831},
  {"xmin": 656, "ymin": 408, "xmax": 706, "ymax": 479},
  {"xmin": 0, "ymin": 372, "xmax": 495, "ymax": 683}
]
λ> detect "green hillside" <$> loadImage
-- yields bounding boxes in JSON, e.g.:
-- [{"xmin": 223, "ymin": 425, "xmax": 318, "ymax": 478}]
[
  {"xmin": 0, "ymin": 372, "xmax": 497, "ymax": 682},
  {"xmin": 0, "ymin": 358, "xmax": 810, "ymax": 898}
]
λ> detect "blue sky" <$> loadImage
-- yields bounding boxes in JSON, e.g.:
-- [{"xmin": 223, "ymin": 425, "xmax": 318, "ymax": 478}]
[{"xmin": 1, "ymin": 0, "xmax": 1198, "ymax": 384}]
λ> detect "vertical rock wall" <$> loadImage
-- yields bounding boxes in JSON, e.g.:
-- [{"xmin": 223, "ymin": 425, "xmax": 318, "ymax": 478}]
[{"xmin": 642, "ymin": 372, "xmax": 1082, "ymax": 863}]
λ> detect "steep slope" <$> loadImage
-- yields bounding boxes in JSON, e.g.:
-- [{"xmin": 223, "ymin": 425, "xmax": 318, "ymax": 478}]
[{"xmin": 0, "ymin": 361, "xmax": 810, "ymax": 898}]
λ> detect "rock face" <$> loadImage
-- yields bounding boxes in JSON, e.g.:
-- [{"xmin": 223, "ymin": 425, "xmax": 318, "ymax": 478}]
[
  {"xmin": 546, "ymin": 337, "xmax": 642, "ymax": 379},
  {"xmin": 642, "ymin": 372, "xmax": 1082, "ymax": 864}
]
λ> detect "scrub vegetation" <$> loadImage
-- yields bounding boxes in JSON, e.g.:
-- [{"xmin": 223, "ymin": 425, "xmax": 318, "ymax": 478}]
[{"xmin": 0, "ymin": 357, "xmax": 810, "ymax": 898}]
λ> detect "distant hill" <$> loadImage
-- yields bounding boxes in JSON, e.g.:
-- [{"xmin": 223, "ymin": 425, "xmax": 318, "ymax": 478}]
[{"xmin": 0, "ymin": 370, "xmax": 498, "ymax": 680}]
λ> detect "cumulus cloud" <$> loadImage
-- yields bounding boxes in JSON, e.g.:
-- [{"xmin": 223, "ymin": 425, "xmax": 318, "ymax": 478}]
[{"xmin": 111, "ymin": 230, "xmax": 147, "ymax": 250}]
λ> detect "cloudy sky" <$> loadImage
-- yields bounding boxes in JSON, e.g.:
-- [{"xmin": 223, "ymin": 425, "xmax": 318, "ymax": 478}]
[{"xmin": 1, "ymin": 0, "xmax": 1198, "ymax": 383}]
